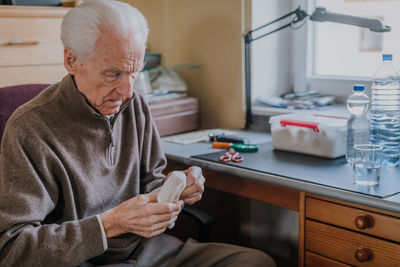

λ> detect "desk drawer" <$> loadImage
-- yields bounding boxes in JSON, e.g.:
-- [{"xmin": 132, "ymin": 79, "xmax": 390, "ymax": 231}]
[
  {"xmin": 306, "ymin": 197, "xmax": 400, "ymax": 242},
  {"xmin": 306, "ymin": 220, "xmax": 400, "ymax": 266},
  {"xmin": 0, "ymin": 65, "xmax": 66, "ymax": 87},
  {"xmin": 305, "ymin": 251, "xmax": 351, "ymax": 267},
  {"xmin": 0, "ymin": 17, "xmax": 64, "ymax": 66},
  {"xmin": 150, "ymin": 97, "xmax": 200, "ymax": 137},
  {"xmin": 149, "ymin": 97, "xmax": 199, "ymax": 117},
  {"xmin": 153, "ymin": 110, "xmax": 199, "ymax": 137}
]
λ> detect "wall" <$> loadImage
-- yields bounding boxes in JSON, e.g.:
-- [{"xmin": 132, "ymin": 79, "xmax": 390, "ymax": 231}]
[
  {"xmin": 251, "ymin": 0, "xmax": 293, "ymax": 100},
  {"xmin": 250, "ymin": 1, "xmax": 299, "ymax": 260},
  {"xmin": 125, "ymin": 0, "xmax": 246, "ymax": 129}
]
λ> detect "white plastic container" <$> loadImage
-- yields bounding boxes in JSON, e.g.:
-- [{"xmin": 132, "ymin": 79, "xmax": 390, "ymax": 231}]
[{"xmin": 269, "ymin": 113, "xmax": 348, "ymax": 158}]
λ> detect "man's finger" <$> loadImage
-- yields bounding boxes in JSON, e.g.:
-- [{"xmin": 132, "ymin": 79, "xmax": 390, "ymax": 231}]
[
  {"xmin": 144, "ymin": 202, "xmax": 181, "ymax": 215},
  {"xmin": 131, "ymin": 213, "xmax": 179, "ymax": 228},
  {"xmin": 184, "ymin": 167, "xmax": 202, "ymax": 186},
  {"xmin": 185, "ymin": 166, "xmax": 202, "ymax": 177},
  {"xmin": 147, "ymin": 193, "xmax": 159, "ymax": 203},
  {"xmin": 181, "ymin": 191, "xmax": 200, "ymax": 200},
  {"xmin": 183, "ymin": 197, "xmax": 201, "ymax": 205},
  {"xmin": 132, "ymin": 193, "xmax": 158, "ymax": 204},
  {"xmin": 180, "ymin": 182, "xmax": 204, "ymax": 198}
]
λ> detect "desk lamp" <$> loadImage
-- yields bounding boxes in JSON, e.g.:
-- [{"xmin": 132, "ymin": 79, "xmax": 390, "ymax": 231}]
[{"xmin": 244, "ymin": 6, "xmax": 391, "ymax": 129}]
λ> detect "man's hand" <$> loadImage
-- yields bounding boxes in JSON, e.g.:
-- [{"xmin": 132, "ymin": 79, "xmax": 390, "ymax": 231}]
[
  {"xmin": 180, "ymin": 166, "xmax": 205, "ymax": 205},
  {"xmin": 100, "ymin": 194, "xmax": 183, "ymax": 239}
]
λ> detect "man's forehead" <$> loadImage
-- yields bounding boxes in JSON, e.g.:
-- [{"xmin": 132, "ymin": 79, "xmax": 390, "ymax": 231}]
[
  {"xmin": 93, "ymin": 31, "xmax": 145, "ymax": 70},
  {"xmin": 100, "ymin": 52, "xmax": 144, "ymax": 72},
  {"xmin": 97, "ymin": 29, "xmax": 143, "ymax": 48}
]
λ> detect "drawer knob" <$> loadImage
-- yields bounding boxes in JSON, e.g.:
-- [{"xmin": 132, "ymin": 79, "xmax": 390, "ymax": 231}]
[
  {"xmin": 354, "ymin": 248, "xmax": 372, "ymax": 262},
  {"xmin": 355, "ymin": 215, "xmax": 373, "ymax": 230}
]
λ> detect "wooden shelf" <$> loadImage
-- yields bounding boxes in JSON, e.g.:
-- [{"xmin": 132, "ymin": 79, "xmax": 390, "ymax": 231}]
[{"xmin": 0, "ymin": 5, "xmax": 69, "ymax": 18}]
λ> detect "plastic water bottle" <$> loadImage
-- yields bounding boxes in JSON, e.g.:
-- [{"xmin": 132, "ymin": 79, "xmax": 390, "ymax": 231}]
[
  {"xmin": 370, "ymin": 54, "xmax": 400, "ymax": 166},
  {"xmin": 346, "ymin": 85, "xmax": 370, "ymax": 164}
]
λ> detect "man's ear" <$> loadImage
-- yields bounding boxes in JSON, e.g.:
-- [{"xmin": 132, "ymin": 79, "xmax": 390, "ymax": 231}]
[{"xmin": 64, "ymin": 48, "xmax": 78, "ymax": 75}]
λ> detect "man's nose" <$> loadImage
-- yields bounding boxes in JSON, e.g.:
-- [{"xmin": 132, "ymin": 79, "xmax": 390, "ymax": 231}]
[{"xmin": 117, "ymin": 74, "xmax": 134, "ymax": 99}]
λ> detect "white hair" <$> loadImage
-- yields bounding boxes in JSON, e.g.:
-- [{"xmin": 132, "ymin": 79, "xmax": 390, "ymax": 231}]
[{"xmin": 61, "ymin": 0, "xmax": 149, "ymax": 61}]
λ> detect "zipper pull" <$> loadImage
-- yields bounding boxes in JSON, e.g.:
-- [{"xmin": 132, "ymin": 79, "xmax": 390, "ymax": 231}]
[{"xmin": 109, "ymin": 139, "xmax": 114, "ymax": 165}]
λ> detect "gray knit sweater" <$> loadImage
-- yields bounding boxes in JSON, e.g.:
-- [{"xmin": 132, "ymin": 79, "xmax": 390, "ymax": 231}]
[{"xmin": 0, "ymin": 75, "xmax": 166, "ymax": 266}]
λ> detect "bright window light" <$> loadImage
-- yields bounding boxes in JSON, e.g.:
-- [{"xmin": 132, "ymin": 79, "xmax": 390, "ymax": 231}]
[{"xmin": 313, "ymin": 0, "xmax": 400, "ymax": 78}]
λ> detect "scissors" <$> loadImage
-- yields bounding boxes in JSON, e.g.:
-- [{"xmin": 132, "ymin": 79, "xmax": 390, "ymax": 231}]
[{"xmin": 219, "ymin": 151, "xmax": 244, "ymax": 163}]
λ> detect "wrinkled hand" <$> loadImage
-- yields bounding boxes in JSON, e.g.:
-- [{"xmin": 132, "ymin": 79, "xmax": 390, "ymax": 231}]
[
  {"xmin": 100, "ymin": 194, "xmax": 183, "ymax": 239},
  {"xmin": 180, "ymin": 166, "xmax": 205, "ymax": 205}
]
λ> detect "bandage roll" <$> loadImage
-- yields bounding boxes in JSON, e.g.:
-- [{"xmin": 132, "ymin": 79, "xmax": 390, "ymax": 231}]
[{"xmin": 157, "ymin": 171, "xmax": 187, "ymax": 203}]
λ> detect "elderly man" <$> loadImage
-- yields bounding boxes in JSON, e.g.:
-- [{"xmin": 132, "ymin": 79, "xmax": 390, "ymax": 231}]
[{"xmin": 0, "ymin": 0, "xmax": 275, "ymax": 266}]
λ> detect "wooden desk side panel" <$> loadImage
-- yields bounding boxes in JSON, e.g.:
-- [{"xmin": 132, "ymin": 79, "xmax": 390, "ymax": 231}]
[
  {"xmin": 298, "ymin": 192, "xmax": 305, "ymax": 267},
  {"xmin": 165, "ymin": 160, "xmax": 300, "ymax": 211}
]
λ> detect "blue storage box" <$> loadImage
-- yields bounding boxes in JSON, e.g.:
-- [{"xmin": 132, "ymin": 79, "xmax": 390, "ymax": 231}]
[{"xmin": 144, "ymin": 53, "xmax": 161, "ymax": 71}]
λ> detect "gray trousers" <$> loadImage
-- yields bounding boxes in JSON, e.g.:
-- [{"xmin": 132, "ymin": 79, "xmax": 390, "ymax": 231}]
[{"xmin": 88, "ymin": 234, "xmax": 276, "ymax": 267}]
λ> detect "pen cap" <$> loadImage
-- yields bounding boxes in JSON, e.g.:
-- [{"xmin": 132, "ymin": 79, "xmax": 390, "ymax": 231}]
[
  {"xmin": 209, "ymin": 134, "xmax": 248, "ymax": 144},
  {"xmin": 212, "ymin": 142, "xmax": 231, "ymax": 149}
]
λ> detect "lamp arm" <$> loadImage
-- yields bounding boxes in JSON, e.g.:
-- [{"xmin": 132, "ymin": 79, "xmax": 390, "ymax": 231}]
[
  {"xmin": 310, "ymin": 7, "xmax": 390, "ymax": 32},
  {"xmin": 245, "ymin": 6, "xmax": 308, "ymax": 44},
  {"xmin": 250, "ymin": 22, "xmax": 295, "ymax": 42},
  {"xmin": 244, "ymin": 6, "xmax": 308, "ymax": 129}
]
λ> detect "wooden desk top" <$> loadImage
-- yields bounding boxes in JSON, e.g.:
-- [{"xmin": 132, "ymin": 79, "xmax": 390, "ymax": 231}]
[{"xmin": 161, "ymin": 130, "xmax": 400, "ymax": 213}]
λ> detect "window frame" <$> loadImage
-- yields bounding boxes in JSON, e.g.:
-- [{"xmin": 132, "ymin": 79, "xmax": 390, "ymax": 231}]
[{"xmin": 292, "ymin": 0, "xmax": 373, "ymax": 98}]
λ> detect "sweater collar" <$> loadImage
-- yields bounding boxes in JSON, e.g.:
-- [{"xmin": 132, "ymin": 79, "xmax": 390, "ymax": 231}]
[{"xmin": 58, "ymin": 74, "xmax": 134, "ymax": 120}]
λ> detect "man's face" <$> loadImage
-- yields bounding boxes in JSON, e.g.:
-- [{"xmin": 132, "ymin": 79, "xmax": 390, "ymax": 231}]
[{"xmin": 65, "ymin": 30, "xmax": 145, "ymax": 116}]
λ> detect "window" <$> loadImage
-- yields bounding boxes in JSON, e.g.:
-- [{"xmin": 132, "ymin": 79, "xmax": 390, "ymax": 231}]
[{"xmin": 293, "ymin": 0, "xmax": 400, "ymax": 97}]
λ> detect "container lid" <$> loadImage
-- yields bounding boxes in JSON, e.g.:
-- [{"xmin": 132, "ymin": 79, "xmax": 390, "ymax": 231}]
[
  {"xmin": 269, "ymin": 113, "xmax": 348, "ymax": 132},
  {"xmin": 383, "ymin": 54, "xmax": 393, "ymax": 61},
  {"xmin": 353, "ymin": 84, "xmax": 365, "ymax": 92}
]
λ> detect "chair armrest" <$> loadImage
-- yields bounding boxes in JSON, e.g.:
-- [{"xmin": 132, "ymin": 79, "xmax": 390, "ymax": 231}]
[
  {"xmin": 182, "ymin": 205, "xmax": 215, "ymax": 225},
  {"xmin": 182, "ymin": 205, "xmax": 216, "ymax": 242}
]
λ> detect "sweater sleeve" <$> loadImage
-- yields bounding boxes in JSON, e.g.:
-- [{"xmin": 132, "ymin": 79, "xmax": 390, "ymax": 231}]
[
  {"xmin": 136, "ymin": 95, "xmax": 168, "ymax": 194},
  {"xmin": 0, "ymin": 125, "xmax": 105, "ymax": 267}
]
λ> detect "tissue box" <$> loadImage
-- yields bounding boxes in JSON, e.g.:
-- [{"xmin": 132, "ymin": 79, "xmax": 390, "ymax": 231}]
[{"xmin": 269, "ymin": 113, "xmax": 348, "ymax": 158}]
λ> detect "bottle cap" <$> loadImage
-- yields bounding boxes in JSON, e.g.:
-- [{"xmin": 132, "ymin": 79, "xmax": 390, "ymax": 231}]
[
  {"xmin": 353, "ymin": 84, "xmax": 365, "ymax": 92},
  {"xmin": 383, "ymin": 54, "xmax": 393, "ymax": 61}
]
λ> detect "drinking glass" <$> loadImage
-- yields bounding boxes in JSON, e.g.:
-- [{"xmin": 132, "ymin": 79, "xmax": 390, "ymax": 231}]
[{"xmin": 353, "ymin": 144, "xmax": 383, "ymax": 186}]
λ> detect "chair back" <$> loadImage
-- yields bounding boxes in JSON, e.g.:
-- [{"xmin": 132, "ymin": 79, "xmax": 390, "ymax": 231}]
[{"xmin": 0, "ymin": 84, "xmax": 49, "ymax": 146}]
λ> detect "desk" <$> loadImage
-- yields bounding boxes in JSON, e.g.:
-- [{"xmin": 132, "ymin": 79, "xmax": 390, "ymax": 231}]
[{"xmin": 162, "ymin": 131, "xmax": 400, "ymax": 267}]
